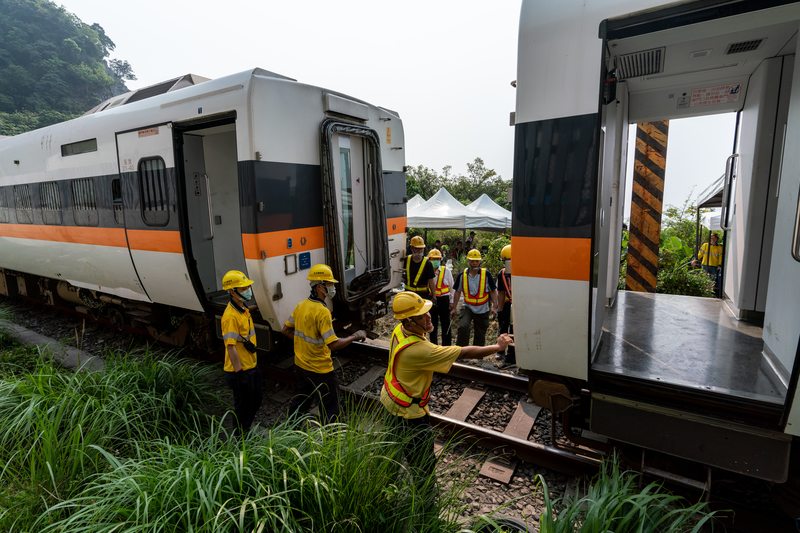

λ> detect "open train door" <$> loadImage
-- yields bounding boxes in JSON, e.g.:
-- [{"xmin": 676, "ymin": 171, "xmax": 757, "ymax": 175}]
[
  {"xmin": 320, "ymin": 117, "xmax": 390, "ymax": 302},
  {"xmin": 116, "ymin": 124, "xmax": 204, "ymax": 311}
]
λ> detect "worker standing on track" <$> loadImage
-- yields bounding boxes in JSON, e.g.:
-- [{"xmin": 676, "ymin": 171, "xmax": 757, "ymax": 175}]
[
  {"xmin": 282, "ymin": 264, "xmax": 366, "ymax": 424},
  {"xmin": 496, "ymin": 245, "xmax": 515, "ymax": 368},
  {"xmin": 450, "ymin": 249, "xmax": 498, "ymax": 347},
  {"xmin": 405, "ymin": 235, "xmax": 436, "ymax": 300},
  {"xmin": 381, "ymin": 292, "xmax": 511, "ymax": 504},
  {"xmin": 221, "ymin": 270, "xmax": 263, "ymax": 437},
  {"xmin": 427, "ymin": 249, "xmax": 453, "ymax": 346}
]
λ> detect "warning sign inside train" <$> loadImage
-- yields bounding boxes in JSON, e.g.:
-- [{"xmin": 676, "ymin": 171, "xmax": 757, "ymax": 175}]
[
  {"xmin": 690, "ymin": 83, "xmax": 743, "ymax": 107},
  {"xmin": 138, "ymin": 127, "xmax": 159, "ymax": 138}
]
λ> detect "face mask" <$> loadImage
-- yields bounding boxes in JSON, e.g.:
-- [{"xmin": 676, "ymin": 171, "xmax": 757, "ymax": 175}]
[
  {"xmin": 412, "ymin": 253, "xmax": 423, "ymax": 260},
  {"xmin": 431, "ymin": 261, "xmax": 441, "ymax": 269},
  {"xmin": 325, "ymin": 284, "xmax": 336, "ymax": 298},
  {"xmin": 504, "ymin": 260, "xmax": 511, "ymax": 273},
  {"xmin": 240, "ymin": 288, "xmax": 253, "ymax": 301}
]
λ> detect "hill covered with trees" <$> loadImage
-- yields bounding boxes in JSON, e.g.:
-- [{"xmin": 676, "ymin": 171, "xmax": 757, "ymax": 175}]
[{"xmin": 0, "ymin": 0, "xmax": 136, "ymax": 135}]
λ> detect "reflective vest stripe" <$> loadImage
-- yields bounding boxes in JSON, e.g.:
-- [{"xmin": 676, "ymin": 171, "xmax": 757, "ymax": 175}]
[
  {"xmin": 435, "ymin": 268, "xmax": 450, "ymax": 296},
  {"xmin": 383, "ymin": 324, "xmax": 430, "ymax": 407},
  {"xmin": 406, "ymin": 256, "xmax": 430, "ymax": 292},
  {"xmin": 500, "ymin": 268, "xmax": 511, "ymax": 303},
  {"xmin": 462, "ymin": 268, "xmax": 489, "ymax": 305}
]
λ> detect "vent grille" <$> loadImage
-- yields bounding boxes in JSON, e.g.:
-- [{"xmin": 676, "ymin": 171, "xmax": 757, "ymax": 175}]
[
  {"xmin": 617, "ymin": 47, "xmax": 665, "ymax": 79},
  {"xmin": 725, "ymin": 39, "xmax": 764, "ymax": 55}
]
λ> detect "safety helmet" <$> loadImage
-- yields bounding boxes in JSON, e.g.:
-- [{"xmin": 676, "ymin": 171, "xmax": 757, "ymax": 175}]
[
  {"xmin": 393, "ymin": 291, "xmax": 433, "ymax": 320},
  {"xmin": 500, "ymin": 245, "xmax": 511, "ymax": 260},
  {"xmin": 428, "ymin": 249, "xmax": 442, "ymax": 260},
  {"xmin": 467, "ymin": 249, "xmax": 482, "ymax": 261},
  {"xmin": 410, "ymin": 235, "xmax": 425, "ymax": 248},
  {"xmin": 307, "ymin": 264, "xmax": 338, "ymax": 283},
  {"xmin": 223, "ymin": 270, "xmax": 254, "ymax": 291}
]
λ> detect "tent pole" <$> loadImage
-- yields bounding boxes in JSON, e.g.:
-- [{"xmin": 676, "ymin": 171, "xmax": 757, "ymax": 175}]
[
  {"xmin": 424, "ymin": 229, "xmax": 428, "ymax": 248},
  {"xmin": 695, "ymin": 209, "xmax": 701, "ymax": 259}
]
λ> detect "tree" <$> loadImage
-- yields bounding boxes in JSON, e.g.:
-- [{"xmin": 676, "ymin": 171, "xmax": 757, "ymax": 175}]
[
  {"xmin": 0, "ymin": 0, "xmax": 135, "ymax": 135},
  {"xmin": 109, "ymin": 59, "xmax": 136, "ymax": 81},
  {"xmin": 405, "ymin": 158, "xmax": 511, "ymax": 208}
]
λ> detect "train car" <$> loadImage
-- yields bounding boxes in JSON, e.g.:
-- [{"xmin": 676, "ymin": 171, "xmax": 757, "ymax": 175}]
[
  {"xmin": 0, "ymin": 68, "xmax": 407, "ymax": 349},
  {"xmin": 513, "ymin": 0, "xmax": 800, "ymax": 485}
]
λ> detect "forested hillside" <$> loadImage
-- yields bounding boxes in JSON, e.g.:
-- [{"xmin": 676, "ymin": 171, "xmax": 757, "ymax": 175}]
[{"xmin": 0, "ymin": 0, "xmax": 135, "ymax": 135}]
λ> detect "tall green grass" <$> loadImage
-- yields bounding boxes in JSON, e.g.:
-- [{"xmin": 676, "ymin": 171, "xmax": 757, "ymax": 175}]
[
  {"xmin": 0, "ymin": 348, "xmax": 219, "ymax": 531},
  {"xmin": 37, "ymin": 406, "xmax": 481, "ymax": 533},
  {"xmin": 538, "ymin": 455, "xmax": 718, "ymax": 533}
]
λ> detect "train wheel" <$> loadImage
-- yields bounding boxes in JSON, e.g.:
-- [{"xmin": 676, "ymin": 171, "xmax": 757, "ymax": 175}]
[{"xmin": 108, "ymin": 308, "xmax": 125, "ymax": 331}]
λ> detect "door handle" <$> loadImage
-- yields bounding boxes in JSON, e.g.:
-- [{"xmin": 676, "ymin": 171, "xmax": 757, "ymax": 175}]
[
  {"xmin": 204, "ymin": 174, "xmax": 214, "ymax": 240},
  {"xmin": 720, "ymin": 154, "xmax": 739, "ymax": 231}
]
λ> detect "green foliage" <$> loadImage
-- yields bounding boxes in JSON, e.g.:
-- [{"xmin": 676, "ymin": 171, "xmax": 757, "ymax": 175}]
[
  {"xmin": 657, "ymin": 261, "xmax": 715, "ymax": 297},
  {"xmin": 0, "ymin": 0, "xmax": 135, "ymax": 135},
  {"xmin": 0, "ymin": 348, "xmax": 219, "ymax": 530},
  {"xmin": 406, "ymin": 158, "xmax": 511, "ymax": 207},
  {"xmin": 538, "ymin": 454, "xmax": 718, "ymax": 533}
]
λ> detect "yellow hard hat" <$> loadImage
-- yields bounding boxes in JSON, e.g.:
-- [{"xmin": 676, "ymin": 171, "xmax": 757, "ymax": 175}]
[
  {"xmin": 393, "ymin": 291, "xmax": 433, "ymax": 320},
  {"xmin": 308, "ymin": 264, "xmax": 338, "ymax": 283},
  {"xmin": 222, "ymin": 270, "xmax": 254, "ymax": 291},
  {"xmin": 467, "ymin": 249, "xmax": 482, "ymax": 261},
  {"xmin": 501, "ymin": 245, "xmax": 511, "ymax": 260},
  {"xmin": 410, "ymin": 235, "xmax": 425, "ymax": 248},
  {"xmin": 428, "ymin": 249, "xmax": 442, "ymax": 260}
]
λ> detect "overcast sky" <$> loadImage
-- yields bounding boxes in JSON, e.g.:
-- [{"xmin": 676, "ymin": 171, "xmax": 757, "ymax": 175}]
[{"xmin": 63, "ymin": 0, "xmax": 736, "ymax": 214}]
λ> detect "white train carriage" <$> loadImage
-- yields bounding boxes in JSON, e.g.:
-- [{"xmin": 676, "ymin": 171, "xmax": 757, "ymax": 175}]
[
  {"xmin": 0, "ymin": 68, "xmax": 407, "ymax": 345},
  {"xmin": 513, "ymin": 0, "xmax": 800, "ymax": 483}
]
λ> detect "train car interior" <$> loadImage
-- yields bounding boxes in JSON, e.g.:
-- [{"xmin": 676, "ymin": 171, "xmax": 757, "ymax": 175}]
[
  {"xmin": 176, "ymin": 117, "xmax": 248, "ymax": 306},
  {"xmin": 590, "ymin": 2, "xmax": 800, "ymax": 446}
]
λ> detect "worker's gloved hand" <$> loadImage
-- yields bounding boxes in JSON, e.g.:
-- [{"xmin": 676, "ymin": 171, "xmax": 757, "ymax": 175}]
[
  {"xmin": 353, "ymin": 330, "xmax": 367, "ymax": 342},
  {"xmin": 430, "ymin": 297, "xmax": 437, "ymax": 308},
  {"xmin": 237, "ymin": 370, "xmax": 250, "ymax": 393}
]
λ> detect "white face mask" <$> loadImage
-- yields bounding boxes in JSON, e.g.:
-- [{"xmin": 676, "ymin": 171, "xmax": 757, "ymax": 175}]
[
  {"xmin": 325, "ymin": 284, "xmax": 336, "ymax": 298},
  {"xmin": 504, "ymin": 260, "xmax": 511, "ymax": 274},
  {"xmin": 240, "ymin": 287, "xmax": 253, "ymax": 301}
]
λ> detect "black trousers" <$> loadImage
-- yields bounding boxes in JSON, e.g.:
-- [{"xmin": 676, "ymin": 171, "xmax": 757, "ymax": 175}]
[
  {"xmin": 288, "ymin": 366, "xmax": 341, "ymax": 423},
  {"xmin": 430, "ymin": 295, "xmax": 451, "ymax": 346},
  {"xmin": 498, "ymin": 305, "xmax": 515, "ymax": 364},
  {"xmin": 224, "ymin": 366, "xmax": 264, "ymax": 436}
]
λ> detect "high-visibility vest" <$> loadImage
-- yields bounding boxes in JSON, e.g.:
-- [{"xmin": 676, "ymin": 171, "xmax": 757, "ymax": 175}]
[
  {"xmin": 383, "ymin": 324, "xmax": 430, "ymax": 407},
  {"xmin": 499, "ymin": 268, "xmax": 512, "ymax": 303},
  {"xmin": 462, "ymin": 268, "xmax": 489, "ymax": 305},
  {"xmin": 434, "ymin": 268, "xmax": 450, "ymax": 297},
  {"xmin": 406, "ymin": 256, "xmax": 430, "ymax": 293}
]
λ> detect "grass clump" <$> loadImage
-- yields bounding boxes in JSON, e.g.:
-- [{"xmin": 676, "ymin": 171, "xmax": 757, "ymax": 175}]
[
  {"xmin": 538, "ymin": 455, "xmax": 718, "ymax": 533},
  {"xmin": 38, "ymin": 407, "xmax": 480, "ymax": 533},
  {"xmin": 0, "ymin": 348, "xmax": 219, "ymax": 531}
]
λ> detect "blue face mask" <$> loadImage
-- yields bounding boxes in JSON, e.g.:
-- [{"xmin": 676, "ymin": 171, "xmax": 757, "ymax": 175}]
[
  {"xmin": 240, "ymin": 287, "xmax": 253, "ymax": 301},
  {"xmin": 431, "ymin": 261, "xmax": 441, "ymax": 269}
]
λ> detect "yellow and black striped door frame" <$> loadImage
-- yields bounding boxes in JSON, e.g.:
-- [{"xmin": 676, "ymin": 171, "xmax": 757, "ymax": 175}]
[{"xmin": 626, "ymin": 121, "xmax": 668, "ymax": 293}]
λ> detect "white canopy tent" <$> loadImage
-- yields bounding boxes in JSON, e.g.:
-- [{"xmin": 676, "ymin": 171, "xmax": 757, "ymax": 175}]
[
  {"xmin": 465, "ymin": 194, "xmax": 512, "ymax": 229},
  {"xmin": 407, "ymin": 194, "xmax": 425, "ymax": 211},
  {"xmin": 407, "ymin": 188, "xmax": 474, "ymax": 229},
  {"xmin": 701, "ymin": 211, "xmax": 722, "ymax": 231}
]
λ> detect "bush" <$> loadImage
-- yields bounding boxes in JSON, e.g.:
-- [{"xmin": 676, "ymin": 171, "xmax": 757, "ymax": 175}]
[{"xmin": 657, "ymin": 261, "xmax": 714, "ymax": 297}]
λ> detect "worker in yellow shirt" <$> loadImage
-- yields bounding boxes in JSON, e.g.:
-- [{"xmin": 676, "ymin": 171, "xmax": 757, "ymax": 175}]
[
  {"xmin": 382, "ymin": 292, "xmax": 511, "ymax": 503},
  {"xmin": 221, "ymin": 270, "xmax": 262, "ymax": 436},
  {"xmin": 282, "ymin": 264, "xmax": 366, "ymax": 423},
  {"xmin": 696, "ymin": 232, "xmax": 723, "ymax": 277}
]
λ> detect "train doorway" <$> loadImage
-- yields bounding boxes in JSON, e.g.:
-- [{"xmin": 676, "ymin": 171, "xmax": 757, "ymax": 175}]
[
  {"xmin": 590, "ymin": 8, "xmax": 799, "ymax": 431},
  {"xmin": 174, "ymin": 117, "xmax": 247, "ymax": 306}
]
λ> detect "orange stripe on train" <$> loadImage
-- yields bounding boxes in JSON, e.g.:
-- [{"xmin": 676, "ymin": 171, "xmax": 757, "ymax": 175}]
[
  {"xmin": 242, "ymin": 226, "xmax": 325, "ymax": 260},
  {"xmin": 511, "ymin": 236, "xmax": 591, "ymax": 282},
  {"xmin": 387, "ymin": 217, "xmax": 406, "ymax": 236},
  {"xmin": 0, "ymin": 224, "xmax": 128, "ymax": 247}
]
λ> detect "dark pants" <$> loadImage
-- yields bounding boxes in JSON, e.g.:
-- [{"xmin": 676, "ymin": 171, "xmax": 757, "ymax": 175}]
[
  {"xmin": 498, "ymin": 305, "xmax": 515, "ymax": 364},
  {"xmin": 224, "ymin": 366, "xmax": 264, "ymax": 436},
  {"xmin": 430, "ymin": 295, "xmax": 452, "ymax": 346},
  {"xmin": 387, "ymin": 414, "xmax": 437, "ymax": 505},
  {"xmin": 288, "ymin": 366, "xmax": 340, "ymax": 423},
  {"xmin": 456, "ymin": 306, "xmax": 490, "ymax": 347}
]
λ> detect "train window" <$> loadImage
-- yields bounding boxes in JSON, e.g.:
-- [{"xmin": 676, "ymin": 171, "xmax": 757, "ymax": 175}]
[
  {"xmin": 39, "ymin": 181, "xmax": 62, "ymax": 225},
  {"xmin": 111, "ymin": 178, "xmax": 124, "ymax": 226},
  {"xmin": 71, "ymin": 178, "xmax": 99, "ymax": 227},
  {"xmin": 13, "ymin": 184, "xmax": 33, "ymax": 224},
  {"xmin": 61, "ymin": 138, "xmax": 97, "ymax": 157},
  {"xmin": 0, "ymin": 187, "xmax": 8, "ymax": 223},
  {"xmin": 139, "ymin": 158, "xmax": 169, "ymax": 226}
]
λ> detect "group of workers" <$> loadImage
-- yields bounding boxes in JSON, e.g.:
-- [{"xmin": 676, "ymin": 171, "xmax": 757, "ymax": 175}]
[
  {"xmin": 217, "ymin": 234, "xmax": 514, "ymax": 502},
  {"xmin": 405, "ymin": 235, "xmax": 515, "ymax": 367}
]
